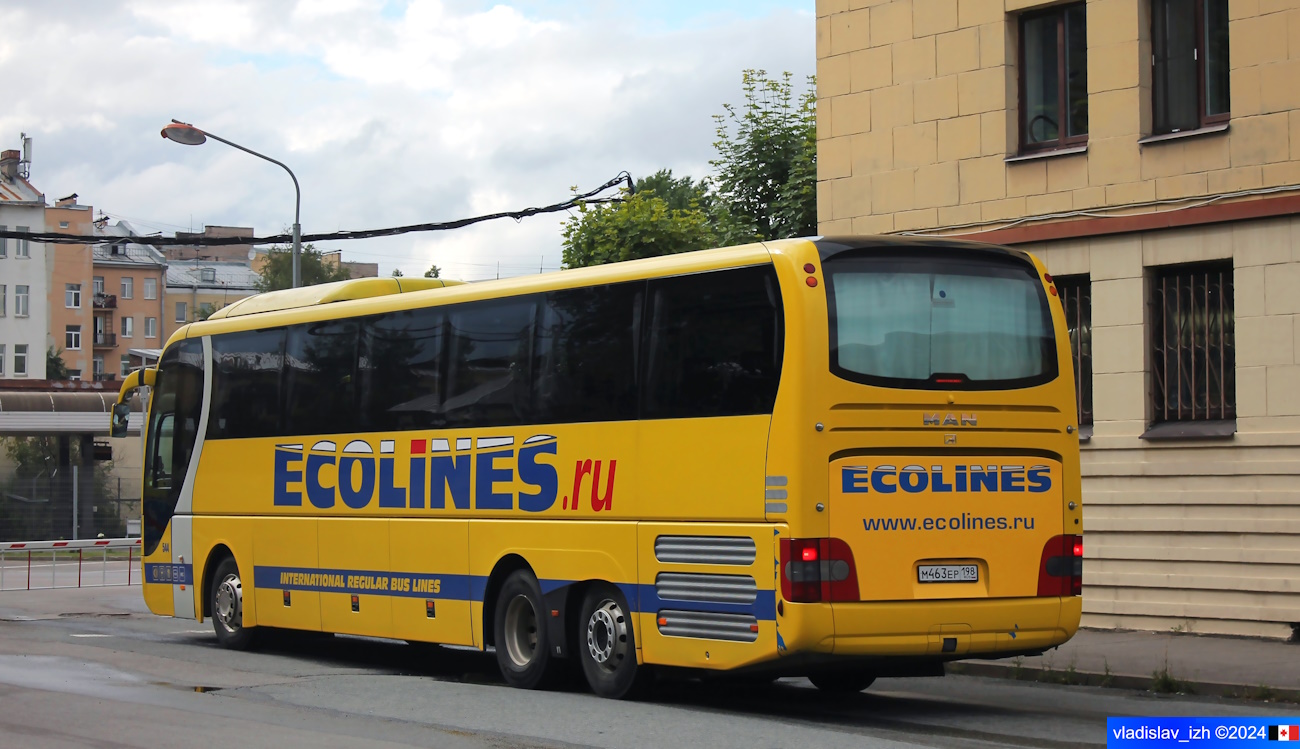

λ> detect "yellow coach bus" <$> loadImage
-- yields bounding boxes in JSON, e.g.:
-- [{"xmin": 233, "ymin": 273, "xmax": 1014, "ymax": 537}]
[{"xmin": 112, "ymin": 236, "xmax": 1082, "ymax": 699}]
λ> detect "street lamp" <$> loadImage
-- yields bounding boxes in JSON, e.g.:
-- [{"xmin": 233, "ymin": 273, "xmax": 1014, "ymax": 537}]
[{"xmin": 160, "ymin": 119, "xmax": 302, "ymax": 289}]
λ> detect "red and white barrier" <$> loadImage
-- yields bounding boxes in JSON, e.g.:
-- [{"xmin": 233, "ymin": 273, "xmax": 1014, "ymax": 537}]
[{"xmin": 0, "ymin": 537, "xmax": 142, "ymax": 591}]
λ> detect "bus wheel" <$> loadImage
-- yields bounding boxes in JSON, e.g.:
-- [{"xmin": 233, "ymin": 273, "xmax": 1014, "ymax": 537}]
[
  {"xmin": 578, "ymin": 584, "xmax": 648, "ymax": 699},
  {"xmin": 492, "ymin": 569, "xmax": 555, "ymax": 689},
  {"xmin": 809, "ymin": 672, "xmax": 875, "ymax": 693},
  {"xmin": 211, "ymin": 557, "xmax": 257, "ymax": 650}
]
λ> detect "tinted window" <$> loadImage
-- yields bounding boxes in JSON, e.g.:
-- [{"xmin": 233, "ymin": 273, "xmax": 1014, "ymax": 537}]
[
  {"xmin": 359, "ymin": 308, "xmax": 444, "ymax": 431},
  {"xmin": 209, "ymin": 329, "xmax": 285, "ymax": 439},
  {"xmin": 143, "ymin": 339, "xmax": 204, "ymax": 555},
  {"xmin": 444, "ymin": 297, "xmax": 537, "ymax": 427},
  {"xmin": 284, "ymin": 321, "xmax": 358, "ymax": 436},
  {"xmin": 534, "ymin": 283, "xmax": 640, "ymax": 424},
  {"xmin": 642, "ymin": 266, "xmax": 783, "ymax": 419}
]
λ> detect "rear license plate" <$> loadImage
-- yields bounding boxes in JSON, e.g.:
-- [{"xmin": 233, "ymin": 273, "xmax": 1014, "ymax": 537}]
[{"xmin": 917, "ymin": 564, "xmax": 979, "ymax": 583}]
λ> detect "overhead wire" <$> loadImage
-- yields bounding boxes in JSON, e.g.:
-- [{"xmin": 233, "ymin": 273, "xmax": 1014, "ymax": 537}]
[{"xmin": 2, "ymin": 172, "xmax": 633, "ymax": 246}]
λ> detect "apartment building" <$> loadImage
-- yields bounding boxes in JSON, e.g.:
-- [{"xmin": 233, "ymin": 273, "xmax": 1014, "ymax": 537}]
[
  {"xmin": 817, "ymin": 0, "xmax": 1300, "ymax": 637},
  {"xmin": 47, "ymin": 195, "xmax": 97, "ymax": 380},
  {"xmin": 92, "ymin": 221, "xmax": 167, "ymax": 381},
  {"xmin": 0, "ymin": 146, "xmax": 48, "ymax": 380}
]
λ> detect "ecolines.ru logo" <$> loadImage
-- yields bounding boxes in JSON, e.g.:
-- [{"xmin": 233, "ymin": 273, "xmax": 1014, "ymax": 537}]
[
  {"xmin": 841, "ymin": 464, "xmax": 1052, "ymax": 494},
  {"xmin": 272, "ymin": 435, "xmax": 617, "ymax": 513}
]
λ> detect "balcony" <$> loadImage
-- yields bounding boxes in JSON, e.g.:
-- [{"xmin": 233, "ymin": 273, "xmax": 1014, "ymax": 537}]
[
  {"xmin": 93, "ymin": 333, "xmax": 117, "ymax": 349},
  {"xmin": 93, "ymin": 293, "xmax": 117, "ymax": 310}
]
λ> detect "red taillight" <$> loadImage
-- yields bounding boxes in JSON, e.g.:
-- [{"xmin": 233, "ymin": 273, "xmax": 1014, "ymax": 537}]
[
  {"xmin": 805, "ymin": 276, "xmax": 818, "ymax": 288},
  {"xmin": 780, "ymin": 538, "xmax": 860, "ymax": 603},
  {"xmin": 803, "ymin": 263, "xmax": 816, "ymax": 274},
  {"xmin": 1044, "ymin": 273, "xmax": 1053, "ymax": 283},
  {"xmin": 1037, "ymin": 534, "xmax": 1083, "ymax": 597}
]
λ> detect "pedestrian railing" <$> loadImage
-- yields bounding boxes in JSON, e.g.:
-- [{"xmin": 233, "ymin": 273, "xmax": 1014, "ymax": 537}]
[{"xmin": 0, "ymin": 538, "xmax": 142, "ymax": 591}]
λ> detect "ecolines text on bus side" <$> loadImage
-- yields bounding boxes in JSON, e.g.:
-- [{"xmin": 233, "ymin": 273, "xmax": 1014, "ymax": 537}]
[{"xmin": 272, "ymin": 435, "xmax": 618, "ymax": 513}]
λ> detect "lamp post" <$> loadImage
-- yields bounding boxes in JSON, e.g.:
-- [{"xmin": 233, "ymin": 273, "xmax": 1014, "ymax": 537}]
[{"xmin": 160, "ymin": 119, "xmax": 302, "ymax": 289}]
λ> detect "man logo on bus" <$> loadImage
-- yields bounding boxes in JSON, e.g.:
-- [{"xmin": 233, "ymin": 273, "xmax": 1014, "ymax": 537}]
[
  {"xmin": 841, "ymin": 464, "xmax": 1052, "ymax": 494},
  {"xmin": 273, "ymin": 436, "xmax": 617, "ymax": 513}
]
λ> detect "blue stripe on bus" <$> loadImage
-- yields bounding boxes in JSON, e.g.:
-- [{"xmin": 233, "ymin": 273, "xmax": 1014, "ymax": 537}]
[
  {"xmin": 250, "ymin": 566, "xmax": 776, "ymax": 620},
  {"xmin": 145, "ymin": 562, "xmax": 194, "ymax": 585},
  {"xmin": 252, "ymin": 566, "xmax": 471, "ymax": 600}
]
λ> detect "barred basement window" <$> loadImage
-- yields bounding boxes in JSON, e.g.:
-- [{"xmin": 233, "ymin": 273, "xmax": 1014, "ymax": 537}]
[
  {"xmin": 1056, "ymin": 275, "xmax": 1092, "ymax": 426},
  {"xmin": 1151, "ymin": 262, "xmax": 1234, "ymax": 423}
]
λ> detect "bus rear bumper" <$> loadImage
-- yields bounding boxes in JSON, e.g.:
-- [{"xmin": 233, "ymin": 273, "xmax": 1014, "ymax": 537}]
[{"xmin": 827, "ymin": 596, "xmax": 1081, "ymax": 658}]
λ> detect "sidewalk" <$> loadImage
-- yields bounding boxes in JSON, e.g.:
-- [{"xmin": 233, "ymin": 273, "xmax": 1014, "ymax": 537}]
[{"xmin": 950, "ymin": 628, "xmax": 1300, "ymax": 701}]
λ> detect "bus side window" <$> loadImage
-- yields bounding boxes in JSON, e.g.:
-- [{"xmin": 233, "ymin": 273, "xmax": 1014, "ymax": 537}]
[
  {"xmin": 284, "ymin": 320, "xmax": 359, "ymax": 436},
  {"xmin": 533, "ymin": 282, "xmax": 640, "ymax": 425},
  {"xmin": 209, "ymin": 329, "xmax": 285, "ymax": 439},
  {"xmin": 444, "ymin": 296, "xmax": 537, "ymax": 428},
  {"xmin": 642, "ymin": 265, "xmax": 784, "ymax": 420},
  {"xmin": 359, "ymin": 308, "xmax": 444, "ymax": 431}
]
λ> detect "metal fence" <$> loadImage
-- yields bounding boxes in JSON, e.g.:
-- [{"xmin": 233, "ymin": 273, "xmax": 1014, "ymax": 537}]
[
  {"xmin": 0, "ymin": 537, "xmax": 141, "ymax": 591},
  {"xmin": 0, "ymin": 470, "xmax": 140, "ymax": 543}
]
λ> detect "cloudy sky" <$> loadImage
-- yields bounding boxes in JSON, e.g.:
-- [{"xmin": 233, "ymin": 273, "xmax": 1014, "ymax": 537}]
[{"xmin": 1, "ymin": 0, "xmax": 813, "ymax": 280}]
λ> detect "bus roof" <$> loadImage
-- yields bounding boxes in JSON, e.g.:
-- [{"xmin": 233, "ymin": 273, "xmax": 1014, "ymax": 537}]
[{"xmin": 185, "ymin": 240, "xmax": 781, "ymax": 337}]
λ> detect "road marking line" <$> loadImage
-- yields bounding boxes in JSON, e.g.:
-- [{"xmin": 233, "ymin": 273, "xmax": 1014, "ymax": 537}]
[{"xmin": 70, "ymin": 634, "xmax": 114, "ymax": 638}]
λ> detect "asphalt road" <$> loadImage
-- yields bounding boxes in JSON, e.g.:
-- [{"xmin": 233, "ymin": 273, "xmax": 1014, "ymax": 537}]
[{"xmin": 0, "ymin": 586, "xmax": 1294, "ymax": 749}]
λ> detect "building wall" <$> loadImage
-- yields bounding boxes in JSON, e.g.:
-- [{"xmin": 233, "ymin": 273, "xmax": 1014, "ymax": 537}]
[
  {"xmin": 0, "ymin": 201, "xmax": 49, "ymax": 380},
  {"xmin": 163, "ymin": 284, "xmax": 257, "ymax": 340},
  {"xmin": 816, "ymin": 0, "xmax": 1300, "ymax": 637},
  {"xmin": 46, "ymin": 204, "xmax": 95, "ymax": 378},
  {"xmin": 816, "ymin": 0, "xmax": 1300, "ymax": 234},
  {"xmin": 95, "ymin": 262, "xmax": 166, "ymax": 380}
]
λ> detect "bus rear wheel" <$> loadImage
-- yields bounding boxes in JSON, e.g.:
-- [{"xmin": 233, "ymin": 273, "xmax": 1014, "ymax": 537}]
[
  {"xmin": 577, "ymin": 584, "xmax": 648, "ymax": 699},
  {"xmin": 211, "ymin": 557, "xmax": 257, "ymax": 650},
  {"xmin": 809, "ymin": 672, "xmax": 875, "ymax": 693},
  {"xmin": 492, "ymin": 569, "xmax": 556, "ymax": 689}
]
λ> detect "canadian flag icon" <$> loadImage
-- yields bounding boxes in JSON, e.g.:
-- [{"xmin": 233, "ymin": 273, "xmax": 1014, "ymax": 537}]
[{"xmin": 1272, "ymin": 725, "xmax": 1300, "ymax": 741}]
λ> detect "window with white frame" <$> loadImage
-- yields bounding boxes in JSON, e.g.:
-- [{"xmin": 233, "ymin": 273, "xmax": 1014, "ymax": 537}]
[
  {"xmin": 121, "ymin": 277, "xmax": 134, "ymax": 299},
  {"xmin": 93, "ymin": 276, "xmax": 104, "ymax": 295},
  {"xmin": 0, "ymin": 284, "xmax": 5, "ymax": 316},
  {"xmin": 93, "ymin": 356, "xmax": 104, "ymax": 376},
  {"xmin": 121, "ymin": 316, "xmax": 134, "ymax": 338},
  {"xmin": 14, "ymin": 344, "xmax": 28, "ymax": 376},
  {"xmin": 176, "ymin": 301, "xmax": 188, "ymax": 322},
  {"xmin": 16, "ymin": 227, "xmax": 29, "ymax": 258},
  {"xmin": 68, "ymin": 369, "xmax": 81, "ymax": 381},
  {"xmin": 66, "ymin": 325, "xmax": 82, "ymax": 350},
  {"xmin": 15, "ymin": 285, "xmax": 29, "ymax": 317},
  {"xmin": 66, "ymin": 283, "xmax": 82, "ymax": 308},
  {"xmin": 0, "ymin": 225, "xmax": 7, "ymax": 257},
  {"xmin": 144, "ymin": 277, "xmax": 157, "ymax": 299},
  {"xmin": 146, "ymin": 317, "xmax": 157, "ymax": 338},
  {"xmin": 120, "ymin": 355, "xmax": 132, "ymax": 378},
  {"xmin": 0, "ymin": 345, "xmax": 5, "ymax": 375}
]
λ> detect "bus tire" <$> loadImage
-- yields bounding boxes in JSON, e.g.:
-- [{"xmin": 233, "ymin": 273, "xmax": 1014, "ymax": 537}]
[
  {"xmin": 809, "ymin": 672, "xmax": 875, "ymax": 693},
  {"xmin": 492, "ymin": 569, "xmax": 555, "ymax": 689},
  {"xmin": 577, "ymin": 584, "xmax": 648, "ymax": 699},
  {"xmin": 211, "ymin": 556, "xmax": 257, "ymax": 650}
]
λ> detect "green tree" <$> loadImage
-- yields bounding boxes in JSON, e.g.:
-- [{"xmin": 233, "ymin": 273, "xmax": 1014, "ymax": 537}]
[
  {"xmin": 256, "ymin": 243, "xmax": 352, "ymax": 292},
  {"xmin": 710, "ymin": 69, "xmax": 817, "ymax": 241},
  {"xmin": 46, "ymin": 348, "xmax": 70, "ymax": 380},
  {"xmin": 424, "ymin": 265, "xmax": 442, "ymax": 279},
  {"xmin": 561, "ymin": 177, "xmax": 719, "ymax": 268},
  {"xmin": 391, "ymin": 268, "xmax": 404, "ymax": 277}
]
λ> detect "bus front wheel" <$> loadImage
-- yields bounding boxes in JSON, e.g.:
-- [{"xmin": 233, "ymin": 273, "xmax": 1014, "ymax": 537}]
[
  {"xmin": 492, "ymin": 569, "xmax": 556, "ymax": 689},
  {"xmin": 577, "ymin": 584, "xmax": 648, "ymax": 699},
  {"xmin": 211, "ymin": 557, "xmax": 257, "ymax": 650}
]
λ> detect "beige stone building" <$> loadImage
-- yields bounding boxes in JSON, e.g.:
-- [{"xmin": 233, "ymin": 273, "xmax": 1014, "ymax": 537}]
[{"xmin": 818, "ymin": 0, "xmax": 1300, "ymax": 638}]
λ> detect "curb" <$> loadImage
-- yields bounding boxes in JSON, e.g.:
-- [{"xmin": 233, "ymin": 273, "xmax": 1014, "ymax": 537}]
[{"xmin": 946, "ymin": 661, "xmax": 1300, "ymax": 704}]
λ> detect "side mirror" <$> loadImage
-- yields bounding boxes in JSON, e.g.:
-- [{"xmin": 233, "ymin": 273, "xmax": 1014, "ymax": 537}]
[{"xmin": 110, "ymin": 402, "xmax": 132, "ymax": 438}]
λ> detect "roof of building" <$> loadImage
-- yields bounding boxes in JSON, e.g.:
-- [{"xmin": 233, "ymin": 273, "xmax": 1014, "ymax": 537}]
[
  {"xmin": 0, "ymin": 175, "xmax": 42, "ymax": 203},
  {"xmin": 92, "ymin": 220, "xmax": 167, "ymax": 266},
  {"xmin": 166, "ymin": 260, "xmax": 261, "ymax": 290}
]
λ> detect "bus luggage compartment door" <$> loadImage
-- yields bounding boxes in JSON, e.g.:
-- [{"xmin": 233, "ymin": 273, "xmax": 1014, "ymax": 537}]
[{"xmin": 829, "ymin": 456, "xmax": 1064, "ymax": 602}]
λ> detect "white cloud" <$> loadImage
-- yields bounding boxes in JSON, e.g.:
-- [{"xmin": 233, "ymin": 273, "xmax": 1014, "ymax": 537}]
[{"xmin": 3, "ymin": 0, "xmax": 813, "ymax": 280}]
